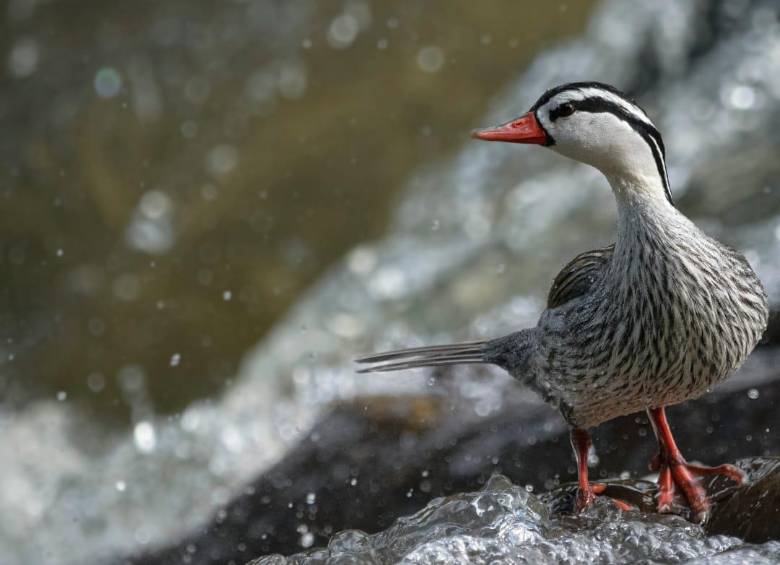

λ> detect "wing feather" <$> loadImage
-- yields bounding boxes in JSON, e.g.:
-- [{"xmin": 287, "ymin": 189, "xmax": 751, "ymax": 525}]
[{"xmin": 547, "ymin": 244, "xmax": 615, "ymax": 309}]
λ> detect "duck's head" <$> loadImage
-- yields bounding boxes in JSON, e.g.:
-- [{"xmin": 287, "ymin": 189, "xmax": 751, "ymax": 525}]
[{"xmin": 473, "ymin": 81, "xmax": 672, "ymax": 205}]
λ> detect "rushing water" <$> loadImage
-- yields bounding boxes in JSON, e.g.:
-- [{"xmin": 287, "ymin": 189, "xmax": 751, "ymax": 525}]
[
  {"xmin": 251, "ymin": 475, "xmax": 780, "ymax": 564},
  {"xmin": 3, "ymin": 0, "xmax": 780, "ymax": 563}
]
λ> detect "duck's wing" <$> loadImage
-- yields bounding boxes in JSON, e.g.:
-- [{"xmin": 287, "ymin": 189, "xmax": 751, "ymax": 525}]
[{"xmin": 547, "ymin": 244, "xmax": 615, "ymax": 309}]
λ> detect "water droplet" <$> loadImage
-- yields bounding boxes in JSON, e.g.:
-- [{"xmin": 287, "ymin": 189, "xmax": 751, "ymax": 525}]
[
  {"xmin": 222, "ymin": 290, "xmax": 232, "ymax": 301},
  {"xmin": 417, "ymin": 46, "xmax": 445, "ymax": 73},
  {"xmin": 126, "ymin": 191, "xmax": 175, "ymax": 254},
  {"xmin": 56, "ymin": 391, "xmax": 67, "ymax": 401},
  {"xmin": 277, "ymin": 62, "xmax": 308, "ymax": 100},
  {"xmin": 747, "ymin": 388, "xmax": 759, "ymax": 399},
  {"xmin": 300, "ymin": 531, "xmax": 314, "ymax": 548},
  {"xmin": 133, "ymin": 421, "xmax": 157, "ymax": 453},
  {"xmin": 328, "ymin": 313, "xmax": 362, "ymax": 338},
  {"xmin": 347, "ymin": 247, "xmax": 377, "ymax": 275},
  {"xmin": 729, "ymin": 84, "xmax": 756, "ymax": 110},
  {"xmin": 345, "ymin": 0, "xmax": 372, "ymax": 29},
  {"xmin": 94, "ymin": 67, "xmax": 122, "ymax": 98},
  {"xmin": 87, "ymin": 372, "xmax": 106, "ymax": 393},
  {"xmin": 327, "ymin": 14, "xmax": 359, "ymax": 49},
  {"xmin": 170, "ymin": 353, "xmax": 181, "ymax": 367},
  {"xmin": 8, "ymin": 37, "xmax": 39, "ymax": 77},
  {"xmin": 206, "ymin": 145, "xmax": 238, "ymax": 177}
]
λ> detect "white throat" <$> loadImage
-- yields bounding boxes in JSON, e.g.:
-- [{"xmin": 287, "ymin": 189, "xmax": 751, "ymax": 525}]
[{"xmin": 607, "ymin": 171, "xmax": 692, "ymax": 265}]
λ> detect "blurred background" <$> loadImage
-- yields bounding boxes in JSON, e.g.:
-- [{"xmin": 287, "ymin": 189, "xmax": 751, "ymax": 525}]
[
  {"xmin": 2, "ymin": 0, "xmax": 779, "ymax": 563},
  {"xmin": 0, "ymin": 0, "xmax": 591, "ymax": 420}
]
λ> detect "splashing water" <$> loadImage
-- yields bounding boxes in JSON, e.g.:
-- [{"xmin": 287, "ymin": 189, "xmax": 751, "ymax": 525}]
[
  {"xmin": 250, "ymin": 475, "xmax": 780, "ymax": 564},
  {"xmin": 2, "ymin": 0, "xmax": 780, "ymax": 563}
]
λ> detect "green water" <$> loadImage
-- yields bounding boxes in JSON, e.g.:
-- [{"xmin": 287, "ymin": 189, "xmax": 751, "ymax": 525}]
[{"xmin": 0, "ymin": 0, "xmax": 594, "ymax": 422}]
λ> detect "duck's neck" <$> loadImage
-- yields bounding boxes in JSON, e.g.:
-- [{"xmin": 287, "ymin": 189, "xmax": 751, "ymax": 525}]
[{"xmin": 606, "ymin": 174, "xmax": 694, "ymax": 262}]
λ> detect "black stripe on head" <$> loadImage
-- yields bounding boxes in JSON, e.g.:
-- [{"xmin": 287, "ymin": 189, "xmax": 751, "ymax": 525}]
[
  {"xmin": 531, "ymin": 83, "xmax": 673, "ymax": 205},
  {"xmin": 566, "ymin": 98, "xmax": 672, "ymax": 206},
  {"xmin": 530, "ymin": 81, "xmax": 634, "ymax": 112}
]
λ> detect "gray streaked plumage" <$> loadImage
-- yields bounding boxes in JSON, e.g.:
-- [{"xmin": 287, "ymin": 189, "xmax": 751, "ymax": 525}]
[
  {"xmin": 506, "ymin": 200, "xmax": 767, "ymax": 428},
  {"xmin": 356, "ymin": 82, "xmax": 769, "ymax": 431}
]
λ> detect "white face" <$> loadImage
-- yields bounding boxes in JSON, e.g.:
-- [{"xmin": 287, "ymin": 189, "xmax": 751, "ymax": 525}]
[{"xmin": 534, "ymin": 90, "xmax": 663, "ymax": 186}]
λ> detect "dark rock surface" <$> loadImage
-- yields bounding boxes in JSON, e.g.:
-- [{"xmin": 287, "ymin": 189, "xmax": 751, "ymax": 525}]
[
  {"xmin": 125, "ymin": 344, "xmax": 780, "ymax": 565},
  {"xmin": 542, "ymin": 456, "xmax": 780, "ymax": 544},
  {"xmin": 707, "ymin": 457, "xmax": 780, "ymax": 543}
]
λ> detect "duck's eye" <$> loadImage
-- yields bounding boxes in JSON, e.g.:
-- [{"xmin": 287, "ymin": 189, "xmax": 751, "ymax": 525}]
[{"xmin": 553, "ymin": 103, "xmax": 575, "ymax": 120}]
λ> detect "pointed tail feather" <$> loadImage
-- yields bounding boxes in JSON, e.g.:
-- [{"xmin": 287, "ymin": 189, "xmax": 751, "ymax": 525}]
[
  {"xmin": 355, "ymin": 340, "xmax": 488, "ymax": 373},
  {"xmin": 355, "ymin": 329, "xmax": 537, "ymax": 375}
]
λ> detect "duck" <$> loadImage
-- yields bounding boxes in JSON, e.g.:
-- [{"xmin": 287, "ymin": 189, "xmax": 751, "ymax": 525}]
[{"xmin": 356, "ymin": 81, "xmax": 769, "ymax": 523}]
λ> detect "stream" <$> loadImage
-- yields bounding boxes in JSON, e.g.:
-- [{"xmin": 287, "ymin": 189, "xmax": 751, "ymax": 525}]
[{"xmin": 2, "ymin": 0, "xmax": 779, "ymax": 563}]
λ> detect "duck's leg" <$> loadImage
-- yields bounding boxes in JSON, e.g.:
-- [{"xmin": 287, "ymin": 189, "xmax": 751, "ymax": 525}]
[
  {"xmin": 570, "ymin": 428, "xmax": 634, "ymax": 512},
  {"xmin": 570, "ymin": 427, "xmax": 599, "ymax": 510},
  {"xmin": 647, "ymin": 407, "xmax": 745, "ymax": 523}
]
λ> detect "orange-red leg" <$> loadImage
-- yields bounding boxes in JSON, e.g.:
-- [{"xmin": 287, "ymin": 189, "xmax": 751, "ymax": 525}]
[
  {"xmin": 647, "ymin": 407, "xmax": 745, "ymax": 523},
  {"xmin": 571, "ymin": 428, "xmax": 597, "ymax": 510},
  {"xmin": 570, "ymin": 428, "xmax": 633, "ymax": 512}
]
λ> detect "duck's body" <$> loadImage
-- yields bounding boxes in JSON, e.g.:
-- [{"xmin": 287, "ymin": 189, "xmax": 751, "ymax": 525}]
[
  {"xmin": 501, "ymin": 194, "xmax": 767, "ymax": 429},
  {"xmin": 357, "ymin": 82, "xmax": 768, "ymax": 522}
]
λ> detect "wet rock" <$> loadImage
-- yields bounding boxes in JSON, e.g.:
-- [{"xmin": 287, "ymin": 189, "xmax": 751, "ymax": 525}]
[
  {"xmin": 542, "ymin": 456, "xmax": 780, "ymax": 543},
  {"xmin": 128, "ymin": 348, "xmax": 780, "ymax": 564},
  {"xmin": 707, "ymin": 458, "xmax": 780, "ymax": 543}
]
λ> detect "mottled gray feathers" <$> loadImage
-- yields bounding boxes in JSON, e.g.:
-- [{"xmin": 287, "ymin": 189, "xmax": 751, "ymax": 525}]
[{"xmin": 547, "ymin": 245, "xmax": 615, "ymax": 309}]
